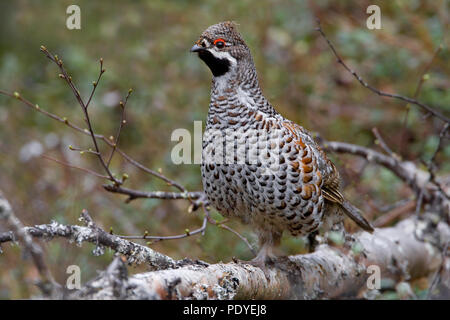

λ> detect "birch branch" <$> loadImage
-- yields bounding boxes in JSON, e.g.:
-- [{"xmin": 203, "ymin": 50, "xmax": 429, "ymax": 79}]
[
  {"xmin": 322, "ymin": 140, "xmax": 429, "ymax": 190},
  {"xmin": 78, "ymin": 217, "xmax": 449, "ymax": 300},
  {"xmin": 0, "ymin": 191, "xmax": 60, "ymax": 297},
  {"xmin": 0, "ymin": 216, "xmax": 179, "ymax": 271}
]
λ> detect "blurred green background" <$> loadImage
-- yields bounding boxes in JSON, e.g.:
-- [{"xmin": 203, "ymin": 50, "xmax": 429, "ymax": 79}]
[{"xmin": 0, "ymin": 0, "xmax": 448, "ymax": 299}]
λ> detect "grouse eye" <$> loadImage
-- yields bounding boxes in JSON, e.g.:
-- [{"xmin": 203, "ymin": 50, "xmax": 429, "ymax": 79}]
[{"xmin": 213, "ymin": 38, "xmax": 226, "ymax": 49}]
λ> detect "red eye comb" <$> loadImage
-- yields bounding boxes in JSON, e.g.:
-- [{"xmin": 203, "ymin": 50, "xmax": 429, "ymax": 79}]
[{"xmin": 213, "ymin": 38, "xmax": 226, "ymax": 45}]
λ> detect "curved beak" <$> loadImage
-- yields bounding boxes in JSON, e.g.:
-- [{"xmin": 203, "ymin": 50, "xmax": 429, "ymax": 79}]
[{"xmin": 190, "ymin": 44, "xmax": 203, "ymax": 53}]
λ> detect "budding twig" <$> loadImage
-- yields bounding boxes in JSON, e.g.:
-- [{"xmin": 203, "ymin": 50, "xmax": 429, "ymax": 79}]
[
  {"xmin": 1, "ymin": 47, "xmax": 195, "ymax": 202},
  {"xmin": 372, "ymin": 127, "xmax": 400, "ymax": 161},
  {"xmin": 118, "ymin": 216, "xmax": 208, "ymax": 243},
  {"xmin": 106, "ymin": 88, "xmax": 133, "ymax": 167},
  {"xmin": 39, "ymin": 46, "xmax": 120, "ymax": 185},
  {"xmin": 315, "ymin": 19, "xmax": 449, "ymax": 123},
  {"xmin": 103, "ymin": 184, "xmax": 204, "ymax": 202},
  {"xmin": 400, "ymin": 43, "xmax": 443, "ymax": 155},
  {"xmin": 42, "ymin": 155, "xmax": 109, "ymax": 179}
]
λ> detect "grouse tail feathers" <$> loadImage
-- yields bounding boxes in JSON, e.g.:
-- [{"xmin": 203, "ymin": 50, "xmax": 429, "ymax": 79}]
[{"xmin": 340, "ymin": 200, "xmax": 374, "ymax": 233}]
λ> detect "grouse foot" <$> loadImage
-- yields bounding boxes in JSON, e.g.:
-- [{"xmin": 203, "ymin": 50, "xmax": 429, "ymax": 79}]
[{"xmin": 232, "ymin": 245, "xmax": 277, "ymax": 279}]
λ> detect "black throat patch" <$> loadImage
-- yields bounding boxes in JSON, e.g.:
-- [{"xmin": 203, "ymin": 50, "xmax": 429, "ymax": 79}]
[{"xmin": 198, "ymin": 50, "xmax": 231, "ymax": 77}]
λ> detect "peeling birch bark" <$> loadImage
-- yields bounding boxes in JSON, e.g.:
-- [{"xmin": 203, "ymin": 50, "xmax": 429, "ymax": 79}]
[
  {"xmin": 82, "ymin": 218, "xmax": 449, "ymax": 299},
  {"xmin": 0, "ymin": 220, "xmax": 177, "ymax": 270}
]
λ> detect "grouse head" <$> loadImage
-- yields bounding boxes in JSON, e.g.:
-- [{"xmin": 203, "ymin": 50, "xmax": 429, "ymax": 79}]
[{"xmin": 190, "ymin": 21, "xmax": 253, "ymax": 78}]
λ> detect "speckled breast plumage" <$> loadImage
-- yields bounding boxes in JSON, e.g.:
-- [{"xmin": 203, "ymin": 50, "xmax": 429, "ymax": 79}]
[{"xmin": 201, "ymin": 86, "xmax": 329, "ymax": 238}]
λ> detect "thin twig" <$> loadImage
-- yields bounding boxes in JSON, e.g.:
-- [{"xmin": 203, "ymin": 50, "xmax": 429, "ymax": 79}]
[
  {"xmin": 220, "ymin": 224, "xmax": 256, "ymax": 257},
  {"xmin": 422, "ymin": 123, "xmax": 450, "ymax": 200},
  {"xmin": 118, "ymin": 216, "xmax": 208, "ymax": 243},
  {"xmin": 430, "ymin": 123, "xmax": 449, "ymax": 165},
  {"xmin": 1, "ymin": 86, "xmax": 195, "ymax": 204},
  {"xmin": 106, "ymin": 89, "xmax": 132, "ymax": 167},
  {"xmin": 85, "ymin": 58, "xmax": 104, "ymax": 110},
  {"xmin": 0, "ymin": 191, "xmax": 60, "ymax": 296},
  {"xmin": 400, "ymin": 43, "xmax": 443, "ymax": 155},
  {"xmin": 426, "ymin": 240, "xmax": 449, "ymax": 299},
  {"xmin": 203, "ymin": 205, "xmax": 256, "ymax": 256},
  {"xmin": 103, "ymin": 184, "xmax": 203, "ymax": 203},
  {"xmin": 114, "ymin": 148, "xmax": 189, "ymax": 193},
  {"xmin": 40, "ymin": 46, "xmax": 119, "ymax": 185},
  {"xmin": 42, "ymin": 155, "xmax": 110, "ymax": 180},
  {"xmin": 315, "ymin": 19, "xmax": 449, "ymax": 123},
  {"xmin": 0, "ymin": 48, "xmax": 192, "ymax": 200},
  {"xmin": 68, "ymin": 145, "xmax": 101, "ymax": 155},
  {"xmin": 373, "ymin": 200, "xmax": 416, "ymax": 227},
  {"xmin": 372, "ymin": 127, "xmax": 400, "ymax": 160}
]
